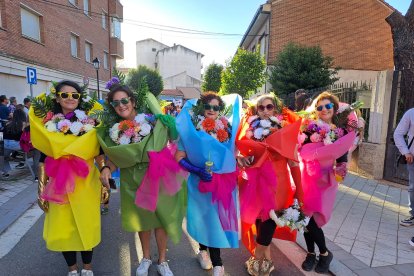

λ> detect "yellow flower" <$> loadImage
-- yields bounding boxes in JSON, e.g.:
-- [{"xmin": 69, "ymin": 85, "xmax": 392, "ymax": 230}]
[{"xmin": 50, "ymin": 87, "xmax": 56, "ymax": 94}]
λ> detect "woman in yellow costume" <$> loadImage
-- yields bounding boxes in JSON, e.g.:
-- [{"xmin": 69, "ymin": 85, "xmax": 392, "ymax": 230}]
[{"xmin": 30, "ymin": 80, "xmax": 107, "ymax": 276}]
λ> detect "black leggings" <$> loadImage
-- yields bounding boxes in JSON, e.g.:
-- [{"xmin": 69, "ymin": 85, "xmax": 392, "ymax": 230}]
[
  {"xmin": 62, "ymin": 250, "xmax": 93, "ymax": 267},
  {"xmin": 255, "ymin": 218, "xmax": 276, "ymax": 246},
  {"xmin": 199, "ymin": 244, "xmax": 222, "ymax": 267},
  {"xmin": 304, "ymin": 217, "xmax": 327, "ymax": 254}
]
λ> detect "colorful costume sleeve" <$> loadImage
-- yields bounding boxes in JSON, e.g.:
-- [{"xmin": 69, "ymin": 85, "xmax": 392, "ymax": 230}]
[
  {"xmin": 176, "ymin": 94, "xmax": 241, "ymax": 248},
  {"xmin": 236, "ymin": 116, "xmax": 301, "ymax": 255},
  {"xmin": 97, "ymin": 92, "xmax": 186, "ymax": 244},
  {"xmin": 300, "ymin": 131, "xmax": 356, "ymax": 227},
  {"xmin": 29, "ymin": 94, "xmax": 102, "ymax": 251}
]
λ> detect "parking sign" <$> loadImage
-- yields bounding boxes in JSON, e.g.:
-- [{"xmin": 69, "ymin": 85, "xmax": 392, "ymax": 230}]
[{"xmin": 27, "ymin": 67, "xmax": 37, "ymax": 84}]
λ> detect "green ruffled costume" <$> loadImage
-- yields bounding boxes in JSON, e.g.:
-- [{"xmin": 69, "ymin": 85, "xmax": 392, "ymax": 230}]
[{"xmin": 97, "ymin": 93, "xmax": 186, "ymax": 243}]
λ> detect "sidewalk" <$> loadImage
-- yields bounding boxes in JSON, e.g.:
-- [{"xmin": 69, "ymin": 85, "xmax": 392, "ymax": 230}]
[
  {"xmin": 273, "ymin": 172, "xmax": 414, "ymax": 276},
  {"xmin": 1, "ymin": 169, "xmax": 414, "ymax": 275}
]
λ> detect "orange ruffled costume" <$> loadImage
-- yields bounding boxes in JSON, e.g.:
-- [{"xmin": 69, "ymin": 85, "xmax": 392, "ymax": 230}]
[{"xmin": 236, "ymin": 108, "xmax": 301, "ymax": 255}]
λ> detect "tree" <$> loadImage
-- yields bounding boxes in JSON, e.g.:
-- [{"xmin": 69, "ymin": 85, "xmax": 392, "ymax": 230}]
[
  {"xmin": 221, "ymin": 48, "xmax": 267, "ymax": 98},
  {"xmin": 126, "ymin": 65, "xmax": 164, "ymax": 97},
  {"xmin": 202, "ymin": 63, "xmax": 223, "ymax": 92},
  {"xmin": 269, "ymin": 42, "xmax": 339, "ymax": 97},
  {"xmin": 386, "ymin": 1, "xmax": 414, "ymax": 117}
]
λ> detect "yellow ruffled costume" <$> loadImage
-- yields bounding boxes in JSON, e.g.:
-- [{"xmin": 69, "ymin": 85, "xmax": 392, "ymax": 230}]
[{"xmin": 29, "ymin": 94, "xmax": 102, "ymax": 251}]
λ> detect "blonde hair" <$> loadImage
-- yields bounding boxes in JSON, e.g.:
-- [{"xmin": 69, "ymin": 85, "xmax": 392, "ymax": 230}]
[
  {"xmin": 254, "ymin": 93, "xmax": 283, "ymax": 114},
  {"xmin": 314, "ymin": 91, "xmax": 339, "ymax": 112}
]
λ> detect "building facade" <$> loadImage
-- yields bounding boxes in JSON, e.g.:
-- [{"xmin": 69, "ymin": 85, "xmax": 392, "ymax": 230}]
[
  {"xmin": 135, "ymin": 39, "xmax": 203, "ymax": 89},
  {"xmin": 240, "ymin": 0, "xmax": 394, "ymax": 94},
  {"xmin": 0, "ymin": 0, "xmax": 124, "ymax": 101}
]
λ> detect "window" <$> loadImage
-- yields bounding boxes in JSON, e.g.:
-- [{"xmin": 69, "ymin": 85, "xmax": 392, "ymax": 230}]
[
  {"xmin": 0, "ymin": 2, "xmax": 4, "ymax": 28},
  {"xmin": 68, "ymin": 0, "xmax": 78, "ymax": 6},
  {"xmin": 103, "ymin": 51, "xmax": 109, "ymax": 69},
  {"xmin": 85, "ymin": 41, "xmax": 92, "ymax": 62},
  {"xmin": 83, "ymin": 0, "xmax": 90, "ymax": 16},
  {"xmin": 101, "ymin": 11, "xmax": 107, "ymax": 30},
  {"xmin": 20, "ymin": 6, "xmax": 42, "ymax": 42},
  {"xmin": 111, "ymin": 17, "xmax": 121, "ymax": 39},
  {"xmin": 152, "ymin": 48, "xmax": 156, "ymax": 52},
  {"xmin": 70, "ymin": 33, "xmax": 79, "ymax": 57}
]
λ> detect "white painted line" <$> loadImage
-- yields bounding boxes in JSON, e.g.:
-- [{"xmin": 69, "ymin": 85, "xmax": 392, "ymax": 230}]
[{"xmin": 0, "ymin": 204, "xmax": 43, "ymax": 259}]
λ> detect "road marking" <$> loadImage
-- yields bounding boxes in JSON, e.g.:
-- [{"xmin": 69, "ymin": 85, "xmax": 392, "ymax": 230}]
[{"xmin": 0, "ymin": 204, "xmax": 43, "ymax": 259}]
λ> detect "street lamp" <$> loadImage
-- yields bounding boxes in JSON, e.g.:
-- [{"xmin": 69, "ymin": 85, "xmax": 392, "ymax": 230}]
[{"xmin": 92, "ymin": 57, "xmax": 100, "ymax": 99}]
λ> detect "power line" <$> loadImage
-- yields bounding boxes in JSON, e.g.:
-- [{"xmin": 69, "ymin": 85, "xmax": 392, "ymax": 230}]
[{"xmin": 30, "ymin": 0, "xmax": 264, "ymax": 37}]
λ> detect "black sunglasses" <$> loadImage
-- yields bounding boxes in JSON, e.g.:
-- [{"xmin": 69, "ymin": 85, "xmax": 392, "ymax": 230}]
[
  {"xmin": 111, "ymin": 97, "xmax": 130, "ymax": 107},
  {"xmin": 204, "ymin": 104, "xmax": 221, "ymax": 112},
  {"xmin": 258, "ymin": 104, "xmax": 274, "ymax": 112},
  {"xmin": 58, "ymin": 92, "xmax": 81, "ymax": 100},
  {"xmin": 316, "ymin": 103, "xmax": 334, "ymax": 111}
]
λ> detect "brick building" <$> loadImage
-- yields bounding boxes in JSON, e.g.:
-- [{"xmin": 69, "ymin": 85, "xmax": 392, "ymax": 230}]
[
  {"xmin": 0, "ymin": 0, "xmax": 124, "ymax": 101},
  {"xmin": 240, "ymin": 0, "xmax": 395, "ymax": 93}
]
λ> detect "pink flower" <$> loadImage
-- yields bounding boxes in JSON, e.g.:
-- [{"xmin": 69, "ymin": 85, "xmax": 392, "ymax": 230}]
[
  {"xmin": 220, "ymin": 117, "xmax": 228, "ymax": 129},
  {"xmin": 298, "ymin": 133, "xmax": 307, "ymax": 144},
  {"xmin": 334, "ymin": 127, "xmax": 345, "ymax": 138},
  {"xmin": 123, "ymin": 128, "xmax": 136, "ymax": 137},
  {"xmin": 310, "ymin": 132, "xmax": 322, "ymax": 143}
]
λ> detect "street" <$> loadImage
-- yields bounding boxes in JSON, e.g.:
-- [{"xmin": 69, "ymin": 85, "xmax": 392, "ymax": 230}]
[{"xmin": 0, "ymin": 189, "xmax": 305, "ymax": 276}]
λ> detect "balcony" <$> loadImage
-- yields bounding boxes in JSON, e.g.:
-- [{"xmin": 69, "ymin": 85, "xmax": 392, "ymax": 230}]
[
  {"xmin": 110, "ymin": 37, "xmax": 124, "ymax": 59},
  {"xmin": 108, "ymin": 0, "xmax": 123, "ymax": 20}
]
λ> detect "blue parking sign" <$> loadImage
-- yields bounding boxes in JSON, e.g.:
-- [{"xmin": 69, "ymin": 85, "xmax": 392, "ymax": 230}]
[{"xmin": 27, "ymin": 67, "xmax": 37, "ymax": 84}]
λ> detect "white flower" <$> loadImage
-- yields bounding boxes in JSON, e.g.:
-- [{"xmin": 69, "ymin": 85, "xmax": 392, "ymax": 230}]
[
  {"xmin": 247, "ymin": 115, "xmax": 259, "ymax": 124},
  {"xmin": 45, "ymin": 121, "xmax": 57, "ymax": 132},
  {"xmin": 260, "ymin": 119, "xmax": 271, "ymax": 128},
  {"xmin": 83, "ymin": 124, "xmax": 94, "ymax": 132},
  {"xmin": 109, "ymin": 124, "xmax": 120, "ymax": 142},
  {"xmin": 118, "ymin": 135, "xmax": 131, "ymax": 145},
  {"xmin": 253, "ymin": 127, "xmax": 264, "ymax": 140},
  {"xmin": 132, "ymin": 135, "xmax": 142, "ymax": 143},
  {"xmin": 134, "ymin": 113, "xmax": 146, "ymax": 124},
  {"xmin": 262, "ymin": 129, "xmax": 270, "ymax": 136},
  {"xmin": 323, "ymin": 135, "xmax": 333, "ymax": 145},
  {"xmin": 74, "ymin": 110, "xmax": 87, "ymax": 121},
  {"xmin": 69, "ymin": 121, "xmax": 83, "ymax": 136},
  {"xmin": 269, "ymin": 116, "xmax": 280, "ymax": 124},
  {"xmin": 337, "ymin": 104, "xmax": 348, "ymax": 114},
  {"xmin": 188, "ymin": 109, "xmax": 194, "ymax": 117},
  {"xmin": 139, "ymin": 123, "xmax": 152, "ymax": 136},
  {"xmin": 82, "ymin": 96, "xmax": 92, "ymax": 103}
]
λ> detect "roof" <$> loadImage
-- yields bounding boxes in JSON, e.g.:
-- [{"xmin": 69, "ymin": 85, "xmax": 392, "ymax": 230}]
[
  {"xmin": 135, "ymin": 38, "xmax": 169, "ymax": 48},
  {"xmin": 157, "ymin": 44, "xmax": 204, "ymax": 58},
  {"xmin": 164, "ymin": 71, "xmax": 202, "ymax": 82},
  {"xmin": 239, "ymin": 3, "xmax": 271, "ymax": 48},
  {"xmin": 176, "ymin": 87, "xmax": 202, "ymax": 99},
  {"xmin": 160, "ymin": 89, "xmax": 184, "ymax": 97}
]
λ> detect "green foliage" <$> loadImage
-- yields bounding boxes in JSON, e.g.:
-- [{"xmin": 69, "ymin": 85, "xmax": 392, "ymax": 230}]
[
  {"xmin": 126, "ymin": 65, "xmax": 164, "ymax": 97},
  {"xmin": 221, "ymin": 48, "xmax": 267, "ymax": 98},
  {"xmin": 31, "ymin": 95, "xmax": 53, "ymax": 118},
  {"xmin": 269, "ymin": 42, "xmax": 339, "ymax": 97},
  {"xmin": 202, "ymin": 63, "xmax": 223, "ymax": 92},
  {"xmin": 113, "ymin": 67, "xmax": 126, "ymax": 85}
]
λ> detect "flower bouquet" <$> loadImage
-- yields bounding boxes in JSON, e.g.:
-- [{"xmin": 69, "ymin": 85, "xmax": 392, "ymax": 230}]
[
  {"xmin": 245, "ymin": 114, "xmax": 287, "ymax": 141},
  {"xmin": 269, "ymin": 199, "xmax": 310, "ymax": 233},
  {"xmin": 109, "ymin": 114, "xmax": 155, "ymax": 145},
  {"xmin": 43, "ymin": 109, "xmax": 98, "ymax": 136},
  {"xmin": 299, "ymin": 118, "xmax": 344, "ymax": 146}
]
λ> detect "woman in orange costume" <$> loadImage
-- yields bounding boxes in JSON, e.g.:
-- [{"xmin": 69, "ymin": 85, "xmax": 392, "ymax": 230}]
[{"xmin": 236, "ymin": 93, "xmax": 303, "ymax": 276}]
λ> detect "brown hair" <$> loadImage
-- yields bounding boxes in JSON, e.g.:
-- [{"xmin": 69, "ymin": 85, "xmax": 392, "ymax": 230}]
[
  {"xmin": 199, "ymin": 91, "xmax": 224, "ymax": 109},
  {"xmin": 106, "ymin": 84, "xmax": 136, "ymax": 109},
  {"xmin": 315, "ymin": 91, "xmax": 339, "ymax": 112}
]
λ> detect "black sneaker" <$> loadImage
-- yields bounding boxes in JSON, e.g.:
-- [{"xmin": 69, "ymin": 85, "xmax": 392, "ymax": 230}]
[
  {"xmin": 410, "ymin": 237, "xmax": 414, "ymax": 247},
  {"xmin": 15, "ymin": 162, "xmax": 25, "ymax": 169},
  {"xmin": 2, "ymin": 172, "xmax": 9, "ymax": 178},
  {"xmin": 34, "ymin": 177, "xmax": 39, "ymax": 182},
  {"xmin": 315, "ymin": 250, "xmax": 333, "ymax": 274},
  {"xmin": 400, "ymin": 216, "xmax": 414, "ymax": 227},
  {"xmin": 302, "ymin": 253, "xmax": 316, "ymax": 271}
]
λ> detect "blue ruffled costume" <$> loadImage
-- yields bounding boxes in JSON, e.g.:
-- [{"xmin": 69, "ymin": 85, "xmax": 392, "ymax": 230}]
[{"xmin": 176, "ymin": 94, "xmax": 241, "ymax": 248}]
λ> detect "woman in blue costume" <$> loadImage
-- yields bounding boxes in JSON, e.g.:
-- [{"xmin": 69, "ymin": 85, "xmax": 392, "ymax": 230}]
[{"xmin": 175, "ymin": 92, "xmax": 241, "ymax": 276}]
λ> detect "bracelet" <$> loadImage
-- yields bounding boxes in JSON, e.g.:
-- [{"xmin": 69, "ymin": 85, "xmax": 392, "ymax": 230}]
[{"xmin": 100, "ymin": 165, "xmax": 111, "ymax": 173}]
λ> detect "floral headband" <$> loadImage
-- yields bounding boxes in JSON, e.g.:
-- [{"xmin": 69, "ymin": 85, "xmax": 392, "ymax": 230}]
[{"xmin": 105, "ymin": 77, "xmax": 121, "ymax": 90}]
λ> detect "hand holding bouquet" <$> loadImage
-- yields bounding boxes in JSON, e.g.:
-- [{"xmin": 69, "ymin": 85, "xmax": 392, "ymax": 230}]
[{"xmin": 269, "ymin": 199, "xmax": 310, "ymax": 233}]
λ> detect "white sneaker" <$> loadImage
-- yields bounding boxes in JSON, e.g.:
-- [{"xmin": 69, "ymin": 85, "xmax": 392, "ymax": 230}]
[
  {"xmin": 136, "ymin": 258, "xmax": 152, "ymax": 276},
  {"xmin": 213, "ymin": 266, "xmax": 225, "ymax": 276},
  {"xmin": 157, "ymin": 261, "xmax": 174, "ymax": 276},
  {"xmin": 197, "ymin": 250, "xmax": 212, "ymax": 270},
  {"xmin": 80, "ymin": 269, "xmax": 93, "ymax": 276},
  {"xmin": 67, "ymin": 271, "xmax": 79, "ymax": 276}
]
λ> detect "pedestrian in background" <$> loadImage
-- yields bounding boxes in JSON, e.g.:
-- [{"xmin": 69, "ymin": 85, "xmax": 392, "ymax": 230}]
[
  {"xmin": 23, "ymin": 98, "xmax": 31, "ymax": 116},
  {"xmin": 8, "ymin": 96, "xmax": 17, "ymax": 118},
  {"xmin": 394, "ymin": 108, "xmax": 414, "ymax": 237},
  {"xmin": 0, "ymin": 95, "xmax": 9, "ymax": 122}
]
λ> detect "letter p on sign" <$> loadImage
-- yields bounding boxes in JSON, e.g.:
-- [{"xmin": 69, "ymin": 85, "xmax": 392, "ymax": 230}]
[{"xmin": 27, "ymin": 67, "xmax": 37, "ymax": 85}]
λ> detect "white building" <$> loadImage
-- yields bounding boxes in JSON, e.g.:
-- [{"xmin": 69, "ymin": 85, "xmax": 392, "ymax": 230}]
[{"xmin": 136, "ymin": 39, "xmax": 203, "ymax": 89}]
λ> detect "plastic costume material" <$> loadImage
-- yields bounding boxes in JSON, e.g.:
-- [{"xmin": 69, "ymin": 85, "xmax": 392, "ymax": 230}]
[
  {"xmin": 97, "ymin": 93, "xmax": 186, "ymax": 244},
  {"xmin": 300, "ymin": 131, "xmax": 356, "ymax": 227},
  {"xmin": 176, "ymin": 94, "xmax": 241, "ymax": 248},
  {"xmin": 29, "ymin": 94, "xmax": 102, "ymax": 251},
  {"xmin": 236, "ymin": 108, "xmax": 301, "ymax": 255}
]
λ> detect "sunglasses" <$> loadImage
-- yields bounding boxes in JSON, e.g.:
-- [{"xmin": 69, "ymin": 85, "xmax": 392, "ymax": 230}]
[
  {"xmin": 111, "ymin": 97, "xmax": 130, "ymax": 107},
  {"xmin": 57, "ymin": 92, "xmax": 81, "ymax": 100},
  {"xmin": 316, "ymin": 103, "xmax": 334, "ymax": 112},
  {"xmin": 204, "ymin": 104, "xmax": 221, "ymax": 112},
  {"xmin": 258, "ymin": 104, "xmax": 274, "ymax": 112}
]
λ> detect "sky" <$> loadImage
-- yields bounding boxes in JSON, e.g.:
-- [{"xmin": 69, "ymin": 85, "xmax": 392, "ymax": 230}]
[{"xmin": 119, "ymin": 0, "xmax": 411, "ymax": 70}]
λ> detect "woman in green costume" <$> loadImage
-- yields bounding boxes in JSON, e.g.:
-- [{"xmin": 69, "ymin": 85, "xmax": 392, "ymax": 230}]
[{"xmin": 97, "ymin": 79, "xmax": 186, "ymax": 276}]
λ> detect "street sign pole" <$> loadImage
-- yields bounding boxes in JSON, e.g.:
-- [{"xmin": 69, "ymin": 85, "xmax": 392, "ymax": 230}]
[{"xmin": 30, "ymin": 84, "xmax": 33, "ymax": 97}]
